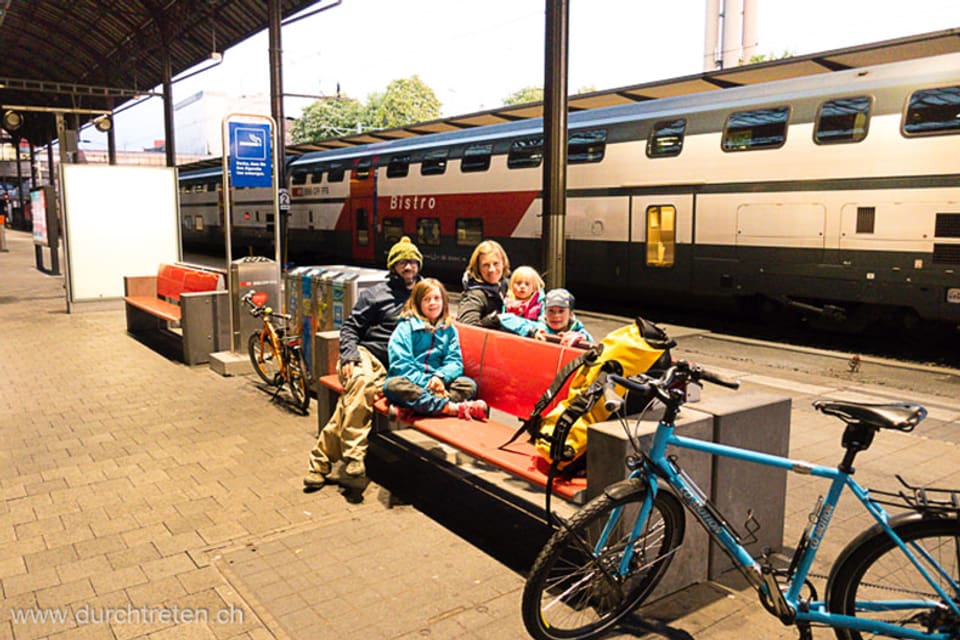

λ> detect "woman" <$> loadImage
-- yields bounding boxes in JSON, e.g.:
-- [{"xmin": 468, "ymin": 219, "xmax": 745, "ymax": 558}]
[{"xmin": 456, "ymin": 240, "xmax": 539, "ymax": 336}]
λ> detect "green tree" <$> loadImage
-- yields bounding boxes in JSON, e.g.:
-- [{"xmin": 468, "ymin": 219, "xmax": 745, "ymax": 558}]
[
  {"xmin": 503, "ymin": 86, "xmax": 543, "ymax": 106},
  {"xmin": 289, "ymin": 96, "xmax": 370, "ymax": 143},
  {"xmin": 365, "ymin": 75, "xmax": 441, "ymax": 130},
  {"xmin": 748, "ymin": 50, "xmax": 793, "ymax": 64}
]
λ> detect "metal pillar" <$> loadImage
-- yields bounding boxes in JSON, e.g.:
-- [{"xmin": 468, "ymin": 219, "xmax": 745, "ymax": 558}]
[
  {"xmin": 268, "ymin": 0, "xmax": 287, "ymax": 267},
  {"xmin": 160, "ymin": 20, "xmax": 176, "ymax": 167},
  {"xmin": 541, "ymin": 0, "xmax": 569, "ymax": 291}
]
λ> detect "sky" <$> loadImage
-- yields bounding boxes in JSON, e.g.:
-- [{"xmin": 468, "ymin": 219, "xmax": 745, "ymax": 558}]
[{"xmin": 87, "ymin": 0, "xmax": 960, "ymax": 152}]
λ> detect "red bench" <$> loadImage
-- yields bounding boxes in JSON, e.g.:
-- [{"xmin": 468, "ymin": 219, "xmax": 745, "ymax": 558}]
[
  {"xmin": 316, "ymin": 322, "xmax": 588, "ymax": 502},
  {"xmin": 123, "ymin": 263, "xmax": 228, "ymax": 365}
]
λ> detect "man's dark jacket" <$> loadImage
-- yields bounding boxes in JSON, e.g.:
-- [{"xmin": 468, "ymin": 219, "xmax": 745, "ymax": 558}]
[{"xmin": 339, "ymin": 272, "xmax": 420, "ymax": 367}]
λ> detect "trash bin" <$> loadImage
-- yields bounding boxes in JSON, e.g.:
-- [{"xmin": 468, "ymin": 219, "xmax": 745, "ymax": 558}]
[{"xmin": 229, "ymin": 256, "xmax": 280, "ymax": 352}]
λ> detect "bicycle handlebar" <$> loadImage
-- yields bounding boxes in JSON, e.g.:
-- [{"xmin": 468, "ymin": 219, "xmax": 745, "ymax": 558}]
[
  {"xmin": 603, "ymin": 361, "xmax": 740, "ymax": 413},
  {"xmin": 240, "ymin": 291, "xmax": 292, "ymax": 322}
]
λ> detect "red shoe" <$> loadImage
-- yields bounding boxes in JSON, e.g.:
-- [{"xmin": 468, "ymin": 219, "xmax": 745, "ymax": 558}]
[
  {"xmin": 457, "ymin": 399, "xmax": 489, "ymax": 421},
  {"xmin": 389, "ymin": 405, "xmax": 416, "ymax": 423}
]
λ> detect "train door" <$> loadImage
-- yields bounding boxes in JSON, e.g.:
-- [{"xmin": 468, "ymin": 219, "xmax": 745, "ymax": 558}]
[{"xmin": 349, "ymin": 160, "xmax": 375, "ymax": 263}]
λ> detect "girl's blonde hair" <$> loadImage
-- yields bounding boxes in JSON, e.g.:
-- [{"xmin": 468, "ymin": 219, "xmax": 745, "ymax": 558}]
[
  {"xmin": 507, "ymin": 266, "xmax": 544, "ymax": 299},
  {"xmin": 402, "ymin": 278, "xmax": 451, "ymax": 325},
  {"xmin": 466, "ymin": 240, "xmax": 510, "ymax": 283}
]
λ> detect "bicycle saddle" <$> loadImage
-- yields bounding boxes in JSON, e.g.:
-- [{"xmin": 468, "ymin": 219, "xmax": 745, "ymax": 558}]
[{"xmin": 813, "ymin": 400, "xmax": 926, "ymax": 432}]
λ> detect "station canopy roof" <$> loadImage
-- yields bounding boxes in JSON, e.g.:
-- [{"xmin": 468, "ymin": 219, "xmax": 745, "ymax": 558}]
[
  {"xmin": 286, "ymin": 27, "xmax": 960, "ymax": 155},
  {"xmin": 0, "ymin": 0, "xmax": 323, "ymax": 145}
]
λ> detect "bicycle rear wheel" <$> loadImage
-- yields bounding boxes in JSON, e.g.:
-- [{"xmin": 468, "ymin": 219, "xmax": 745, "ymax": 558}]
[
  {"xmin": 248, "ymin": 331, "xmax": 281, "ymax": 386},
  {"xmin": 826, "ymin": 517, "xmax": 960, "ymax": 640},
  {"xmin": 286, "ymin": 346, "xmax": 310, "ymax": 415},
  {"xmin": 521, "ymin": 482, "xmax": 685, "ymax": 640}
]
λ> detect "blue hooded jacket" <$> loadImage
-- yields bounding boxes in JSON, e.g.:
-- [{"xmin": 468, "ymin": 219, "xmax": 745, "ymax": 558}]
[{"xmin": 386, "ymin": 316, "xmax": 464, "ymax": 389}]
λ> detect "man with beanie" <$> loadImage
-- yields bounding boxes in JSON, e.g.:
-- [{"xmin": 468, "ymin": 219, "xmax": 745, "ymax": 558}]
[{"xmin": 304, "ymin": 236, "xmax": 423, "ymax": 488}]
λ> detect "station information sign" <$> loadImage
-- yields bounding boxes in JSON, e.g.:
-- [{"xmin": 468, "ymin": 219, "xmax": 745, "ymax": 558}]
[{"xmin": 228, "ymin": 122, "xmax": 273, "ymax": 188}]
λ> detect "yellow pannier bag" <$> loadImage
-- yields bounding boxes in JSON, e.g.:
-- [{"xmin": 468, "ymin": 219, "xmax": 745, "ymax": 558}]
[{"xmin": 534, "ymin": 319, "xmax": 672, "ymax": 470}]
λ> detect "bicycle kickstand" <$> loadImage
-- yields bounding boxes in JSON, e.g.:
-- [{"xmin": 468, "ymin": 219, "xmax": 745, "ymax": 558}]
[{"xmin": 796, "ymin": 621, "xmax": 812, "ymax": 640}]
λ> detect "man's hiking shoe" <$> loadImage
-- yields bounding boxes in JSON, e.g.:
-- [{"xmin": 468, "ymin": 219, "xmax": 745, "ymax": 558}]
[
  {"xmin": 303, "ymin": 471, "xmax": 326, "ymax": 489},
  {"xmin": 458, "ymin": 400, "xmax": 489, "ymax": 421},
  {"xmin": 344, "ymin": 459, "xmax": 366, "ymax": 477}
]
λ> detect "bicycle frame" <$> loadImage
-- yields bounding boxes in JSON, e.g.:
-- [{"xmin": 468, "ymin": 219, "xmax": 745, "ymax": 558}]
[{"xmin": 611, "ymin": 417, "xmax": 960, "ymax": 639}]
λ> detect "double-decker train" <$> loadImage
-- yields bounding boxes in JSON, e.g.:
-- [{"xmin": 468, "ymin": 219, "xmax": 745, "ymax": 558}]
[{"xmin": 180, "ymin": 50, "xmax": 960, "ymax": 332}]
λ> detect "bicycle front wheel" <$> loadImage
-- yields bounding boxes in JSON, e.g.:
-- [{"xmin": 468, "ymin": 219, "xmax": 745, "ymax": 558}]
[
  {"xmin": 827, "ymin": 517, "xmax": 960, "ymax": 640},
  {"xmin": 521, "ymin": 483, "xmax": 685, "ymax": 640},
  {"xmin": 286, "ymin": 346, "xmax": 310, "ymax": 415},
  {"xmin": 248, "ymin": 331, "xmax": 281, "ymax": 386}
]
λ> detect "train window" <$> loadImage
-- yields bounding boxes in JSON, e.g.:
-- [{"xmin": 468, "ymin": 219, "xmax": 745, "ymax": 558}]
[
  {"xmin": 904, "ymin": 85, "xmax": 960, "ymax": 136},
  {"xmin": 417, "ymin": 217, "xmax": 441, "ymax": 246},
  {"xmin": 508, "ymin": 137, "xmax": 543, "ymax": 169},
  {"xmin": 722, "ymin": 107, "xmax": 789, "ymax": 151},
  {"xmin": 856, "ymin": 207, "xmax": 876, "ymax": 234},
  {"xmin": 355, "ymin": 208, "xmax": 369, "ymax": 246},
  {"xmin": 354, "ymin": 159, "xmax": 372, "ymax": 180},
  {"xmin": 327, "ymin": 165, "xmax": 345, "ymax": 182},
  {"xmin": 310, "ymin": 170, "xmax": 323, "ymax": 184},
  {"xmin": 387, "ymin": 155, "xmax": 411, "ymax": 178},
  {"xmin": 568, "ymin": 129, "xmax": 607, "ymax": 164},
  {"xmin": 383, "ymin": 218, "xmax": 404, "ymax": 245},
  {"xmin": 935, "ymin": 213, "xmax": 960, "ymax": 238},
  {"xmin": 456, "ymin": 219, "xmax": 484, "ymax": 246},
  {"xmin": 184, "ymin": 215, "xmax": 192, "ymax": 228},
  {"xmin": 815, "ymin": 97, "xmax": 871, "ymax": 144},
  {"xmin": 461, "ymin": 144, "xmax": 492, "ymax": 173},
  {"xmin": 421, "ymin": 150, "xmax": 448, "ymax": 176},
  {"xmin": 195, "ymin": 216, "xmax": 204, "ymax": 231},
  {"xmin": 645, "ymin": 205, "xmax": 676, "ymax": 268},
  {"xmin": 647, "ymin": 119, "xmax": 686, "ymax": 158},
  {"xmin": 291, "ymin": 170, "xmax": 308, "ymax": 185}
]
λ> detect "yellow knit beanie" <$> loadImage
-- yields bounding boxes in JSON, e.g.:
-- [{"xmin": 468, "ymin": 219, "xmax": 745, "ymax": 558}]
[{"xmin": 386, "ymin": 236, "xmax": 423, "ymax": 270}]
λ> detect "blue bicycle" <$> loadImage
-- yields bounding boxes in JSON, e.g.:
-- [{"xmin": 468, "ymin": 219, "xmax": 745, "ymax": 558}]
[{"xmin": 521, "ymin": 360, "xmax": 960, "ymax": 640}]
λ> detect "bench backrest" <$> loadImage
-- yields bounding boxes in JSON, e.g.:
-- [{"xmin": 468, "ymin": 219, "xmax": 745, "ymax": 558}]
[
  {"xmin": 157, "ymin": 263, "xmax": 222, "ymax": 302},
  {"xmin": 455, "ymin": 323, "xmax": 582, "ymax": 418}
]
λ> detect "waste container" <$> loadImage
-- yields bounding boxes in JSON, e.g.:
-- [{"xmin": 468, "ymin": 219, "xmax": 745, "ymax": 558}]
[{"xmin": 229, "ymin": 256, "xmax": 280, "ymax": 352}]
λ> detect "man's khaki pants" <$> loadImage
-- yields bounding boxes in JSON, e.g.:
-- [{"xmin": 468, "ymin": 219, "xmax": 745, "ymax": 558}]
[{"xmin": 309, "ymin": 346, "xmax": 386, "ymax": 473}]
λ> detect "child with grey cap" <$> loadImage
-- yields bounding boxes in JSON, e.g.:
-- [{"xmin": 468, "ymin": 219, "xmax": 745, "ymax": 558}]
[{"xmin": 534, "ymin": 288, "xmax": 594, "ymax": 347}]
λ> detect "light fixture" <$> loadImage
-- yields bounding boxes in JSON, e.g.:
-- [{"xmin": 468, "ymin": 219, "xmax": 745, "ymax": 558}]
[
  {"xmin": 2, "ymin": 109, "xmax": 23, "ymax": 132},
  {"xmin": 93, "ymin": 115, "xmax": 112, "ymax": 132}
]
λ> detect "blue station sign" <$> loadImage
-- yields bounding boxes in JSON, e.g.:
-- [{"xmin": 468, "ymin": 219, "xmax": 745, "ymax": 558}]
[{"xmin": 228, "ymin": 122, "xmax": 273, "ymax": 188}]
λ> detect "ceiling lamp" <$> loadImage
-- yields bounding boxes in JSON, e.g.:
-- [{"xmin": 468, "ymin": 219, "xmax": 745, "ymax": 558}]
[
  {"xmin": 2, "ymin": 110, "xmax": 23, "ymax": 132},
  {"xmin": 93, "ymin": 115, "xmax": 112, "ymax": 132}
]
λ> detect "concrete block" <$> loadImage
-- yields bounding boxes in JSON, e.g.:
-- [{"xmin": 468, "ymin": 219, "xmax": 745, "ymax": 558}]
[
  {"xmin": 587, "ymin": 407, "xmax": 714, "ymax": 600},
  {"xmin": 694, "ymin": 391, "xmax": 791, "ymax": 579},
  {"xmin": 208, "ymin": 350, "xmax": 253, "ymax": 377}
]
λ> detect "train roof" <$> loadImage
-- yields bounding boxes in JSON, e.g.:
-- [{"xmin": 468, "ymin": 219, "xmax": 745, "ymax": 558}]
[{"xmin": 287, "ymin": 49, "xmax": 960, "ymax": 169}]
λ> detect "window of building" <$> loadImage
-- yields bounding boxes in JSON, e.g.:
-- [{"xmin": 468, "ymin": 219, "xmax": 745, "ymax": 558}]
[
  {"xmin": 195, "ymin": 216, "xmax": 205, "ymax": 231},
  {"xmin": 354, "ymin": 159, "xmax": 372, "ymax": 180},
  {"xmin": 722, "ymin": 107, "xmax": 789, "ymax": 151},
  {"xmin": 417, "ymin": 217, "xmax": 441, "ymax": 246},
  {"xmin": 383, "ymin": 218, "xmax": 404, "ymax": 245},
  {"xmin": 647, "ymin": 119, "xmax": 686, "ymax": 157},
  {"xmin": 645, "ymin": 205, "xmax": 676, "ymax": 267},
  {"xmin": 815, "ymin": 96, "xmax": 871, "ymax": 144},
  {"xmin": 387, "ymin": 155, "xmax": 411, "ymax": 178},
  {"xmin": 856, "ymin": 207, "xmax": 876, "ymax": 234},
  {"xmin": 569, "ymin": 129, "xmax": 607, "ymax": 164},
  {"xmin": 183, "ymin": 215, "xmax": 192, "ymax": 228},
  {"xmin": 355, "ymin": 208, "xmax": 369, "ymax": 246},
  {"xmin": 421, "ymin": 150, "xmax": 448, "ymax": 176},
  {"xmin": 327, "ymin": 165, "xmax": 345, "ymax": 182},
  {"xmin": 904, "ymin": 85, "xmax": 960, "ymax": 136},
  {"xmin": 456, "ymin": 219, "xmax": 484, "ymax": 246},
  {"xmin": 291, "ymin": 170, "xmax": 308, "ymax": 185},
  {"xmin": 461, "ymin": 144, "xmax": 493, "ymax": 173},
  {"xmin": 508, "ymin": 137, "xmax": 543, "ymax": 169}
]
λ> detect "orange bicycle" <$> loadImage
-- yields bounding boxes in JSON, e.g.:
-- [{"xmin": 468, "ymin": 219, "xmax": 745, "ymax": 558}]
[{"xmin": 242, "ymin": 290, "xmax": 310, "ymax": 414}]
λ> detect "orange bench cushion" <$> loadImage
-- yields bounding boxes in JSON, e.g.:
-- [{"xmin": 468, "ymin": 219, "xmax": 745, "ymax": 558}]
[{"xmin": 156, "ymin": 263, "xmax": 220, "ymax": 302}]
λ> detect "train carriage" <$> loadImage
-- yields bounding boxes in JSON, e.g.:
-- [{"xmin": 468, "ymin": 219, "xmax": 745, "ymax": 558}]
[{"xmin": 183, "ymin": 50, "xmax": 960, "ymax": 331}]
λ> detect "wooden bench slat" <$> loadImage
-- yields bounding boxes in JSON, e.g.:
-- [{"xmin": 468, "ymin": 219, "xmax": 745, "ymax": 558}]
[{"xmin": 124, "ymin": 296, "xmax": 180, "ymax": 323}]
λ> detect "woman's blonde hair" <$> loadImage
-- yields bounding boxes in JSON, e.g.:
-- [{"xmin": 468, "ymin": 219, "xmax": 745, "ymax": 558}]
[
  {"xmin": 507, "ymin": 266, "xmax": 544, "ymax": 298},
  {"xmin": 466, "ymin": 240, "xmax": 510, "ymax": 283},
  {"xmin": 402, "ymin": 278, "xmax": 451, "ymax": 325}
]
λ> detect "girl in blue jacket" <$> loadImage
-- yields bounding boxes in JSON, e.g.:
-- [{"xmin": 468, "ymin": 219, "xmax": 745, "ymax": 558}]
[{"xmin": 384, "ymin": 279, "xmax": 489, "ymax": 420}]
